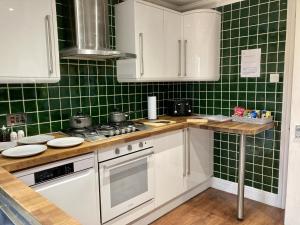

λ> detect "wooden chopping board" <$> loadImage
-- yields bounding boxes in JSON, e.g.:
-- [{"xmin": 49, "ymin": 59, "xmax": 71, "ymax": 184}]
[{"xmin": 143, "ymin": 120, "xmax": 177, "ymax": 127}]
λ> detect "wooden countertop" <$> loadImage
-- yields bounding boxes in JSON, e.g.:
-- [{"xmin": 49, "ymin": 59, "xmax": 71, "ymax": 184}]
[
  {"xmin": 187, "ymin": 120, "xmax": 275, "ymax": 135},
  {"xmin": 0, "ymin": 116, "xmax": 274, "ymax": 225}
]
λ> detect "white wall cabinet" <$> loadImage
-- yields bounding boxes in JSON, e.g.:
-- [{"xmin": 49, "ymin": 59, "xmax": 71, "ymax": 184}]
[
  {"xmin": 183, "ymin": 11, "xmax": 221, "ymax": 81},
  {"xmin": 153, "ymin": 130, "xmax": 185, "ymax": 207},
  {"xmin": 0, "ymin": 0, "xmax": 60, "ymax": 83},
  {"xmin": 184, "ymin": 128, "xmax": 214, "ymax": 191},
  {"xmin": 135, "ymin": 2, "xmax": 165, "ymax": 80},
  {"xmin": 115, "ymin": 0, "xmax": 220, "ymax": 82},
  {"xmin": 164, "ymin": 10, "xmax": 183, "ymax": 80},
  {"xmin": 116, "ymin": 0, "xmax": 165, "ymax": 82}
]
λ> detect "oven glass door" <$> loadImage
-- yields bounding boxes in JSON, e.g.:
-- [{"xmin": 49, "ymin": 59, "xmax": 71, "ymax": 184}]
[{"xmin": 99, "ymin": 148, "xmax": 154, "ymax": 223}]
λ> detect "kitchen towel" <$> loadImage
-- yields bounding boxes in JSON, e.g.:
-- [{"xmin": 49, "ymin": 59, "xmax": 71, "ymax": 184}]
[{"xmin": 147, "ymin": 96, "xmax": 157, "ymax": 120}]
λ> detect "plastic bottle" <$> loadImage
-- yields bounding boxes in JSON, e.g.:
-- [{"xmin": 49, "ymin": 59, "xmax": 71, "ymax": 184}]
[
  {"xmin": 10, "ymin": 125, "xmax": 17, "ymax": 142},
  {"xmin": 17, "ymin": 130, "xmax": 25, "ymax": 140}
]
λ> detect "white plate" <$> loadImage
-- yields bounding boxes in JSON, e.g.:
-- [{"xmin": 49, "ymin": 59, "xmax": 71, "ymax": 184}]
[
  {"xmin": 0, "ymin": 142, "xmax": 17, "ymax": 152},
  {"xmin": 18, "ymin": 134, "xmax": 55, "ymax": 145},
  {"xmin": 2, "ymin": 145, "xmax": 47, "ymax": 158},
  {"xmin": 47, "ymin": 137, "xmax": 84, "ymax": 148}
]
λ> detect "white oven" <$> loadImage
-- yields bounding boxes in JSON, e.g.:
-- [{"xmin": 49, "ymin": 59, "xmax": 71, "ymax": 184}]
[{"xmin": 98, "ymin": 139, "xmax": 154, "ymax": 223}]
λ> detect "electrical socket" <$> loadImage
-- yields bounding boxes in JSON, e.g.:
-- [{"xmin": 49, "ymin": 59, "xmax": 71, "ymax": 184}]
[
  {"xmin": 270, "ymin": 73, "xmax": 280, "ymax": 83},
  {"xmin": 6, "ymin": 113, "xmax": 27, "ymax": 126}
]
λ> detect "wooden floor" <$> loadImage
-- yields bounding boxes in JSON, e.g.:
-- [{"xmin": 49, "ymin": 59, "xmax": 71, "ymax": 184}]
[{"xmin": 151, "ymin": 188, "xmax": 284, "ymax": 225}]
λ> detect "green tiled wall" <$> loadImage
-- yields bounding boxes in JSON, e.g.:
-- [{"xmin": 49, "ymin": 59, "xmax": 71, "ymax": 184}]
[
  {"xmin": 0, "ymin": 0, "xmax": 286, "ymax": 194},
  {"xmin": 169, "ymin": 0, "xmax": 286, "ymax": 193}
]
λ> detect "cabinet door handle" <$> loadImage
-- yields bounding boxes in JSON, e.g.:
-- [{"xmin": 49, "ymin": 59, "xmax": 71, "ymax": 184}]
[
  {"xmin": 178, "ymin": 40, "xmax": 181, "ymax": 77},
  {"xmin": 187, "ymin": 127, "xmax": 191, "ymax": 175},
  {"xmin": 183, "ymin": 129, "xmax": 187, "ymax": 177},
  {"xmin": 103, "ymin": 151, "xmax": 154, "ymax": 170},
  {"xmin": 184, "ymin": 40, "xmax": 187, "ymax": 77},
  {"xmin": 139, "ymin": 33, "xmax": 144, "ymax": 76},
  {"xmin": 45, "ymin": 15, "xmax": 53, "ymax": 75}
]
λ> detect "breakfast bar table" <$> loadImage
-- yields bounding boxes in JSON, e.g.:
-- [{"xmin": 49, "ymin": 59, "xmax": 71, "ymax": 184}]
[{"xmin": 188, "ymin": 120, "xmax": 274, "ymax": 220}]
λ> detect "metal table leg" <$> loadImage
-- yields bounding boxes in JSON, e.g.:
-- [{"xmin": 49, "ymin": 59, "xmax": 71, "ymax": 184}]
[{"xmin": 237, "ymin": 134, "xmax": 246, "ymax": 220}]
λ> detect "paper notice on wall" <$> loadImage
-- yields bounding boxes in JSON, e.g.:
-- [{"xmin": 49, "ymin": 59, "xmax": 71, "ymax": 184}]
[{"xmin": 241, "ymin": 48, "xmax": 261, "ymax": 77}]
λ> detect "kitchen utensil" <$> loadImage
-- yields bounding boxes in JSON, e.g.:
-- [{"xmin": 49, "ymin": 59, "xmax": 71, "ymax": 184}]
[
  {"xmin": 47, "ymin": 137, "xmax": 84, "ymax": 148},
  {"xmin": 0, "ymin": 142, "xmax": 17, "ymax": 152},
  {"xmin": 2, "ymin": 145, "xmax": 47, "ymax": 158},
  {"xmin": 18, "ymin": 134, "xmax": 55, "ymax": 145},
  {"xmin": 109, "ymin": 109, "xmax": 128, "ymax": 123},
  {"xmin": 70, "ymin": 112, "xmax": 92, "ymax": 129}
]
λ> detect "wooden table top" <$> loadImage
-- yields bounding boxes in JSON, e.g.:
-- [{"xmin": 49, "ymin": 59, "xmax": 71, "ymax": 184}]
[
  {"xmin": 188, "ymin": 120, "xmax": 274, "ymax": 135},
  {"xmin": 0, "ymin": 115, "xmax": 274, "ymax": 225}
]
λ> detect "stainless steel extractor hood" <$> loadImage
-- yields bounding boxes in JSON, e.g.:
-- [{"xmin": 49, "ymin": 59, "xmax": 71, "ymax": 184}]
[{"xmin": 60, "ymin": 0, "xmax": 135, "ymax": 60}]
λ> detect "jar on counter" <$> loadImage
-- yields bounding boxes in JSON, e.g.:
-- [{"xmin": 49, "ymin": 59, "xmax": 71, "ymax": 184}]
[{"xmin": 0, "ymin": 125, "xmax": 10, "ymax": 142}]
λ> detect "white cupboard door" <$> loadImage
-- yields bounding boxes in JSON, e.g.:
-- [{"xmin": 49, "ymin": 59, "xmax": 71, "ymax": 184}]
[
  {"xmin": 164, "ymin": 10, "xmax": 182, "ymax": 79},
  {"xmin": 183, "ymin": 12, "xmax": 220, "ymax": 80},
  {"xmin": 154, "ymin": 130, "xmax": 185, "ymax": 207},
  {"xmin": 0, "ymin": 0, "xmax": 59, "ymax": 83},
  {"xmin": 135, "ymin": 2, "xmax": 164, "ymax": 79},
  {"xmin": 185, "ymin": 128, "xmax": 213, "ymax": 190}
]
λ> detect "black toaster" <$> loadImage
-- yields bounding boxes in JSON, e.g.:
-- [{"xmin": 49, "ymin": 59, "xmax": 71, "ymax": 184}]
[{"xmin": 167, "ymin": 99, "xmax": 192, "ymax": 116}]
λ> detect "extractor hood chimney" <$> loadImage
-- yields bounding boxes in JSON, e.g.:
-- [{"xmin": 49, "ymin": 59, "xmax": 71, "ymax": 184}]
[{"xmin": 60, "ymin": 0, "xmax": 135, "ymax": 60}]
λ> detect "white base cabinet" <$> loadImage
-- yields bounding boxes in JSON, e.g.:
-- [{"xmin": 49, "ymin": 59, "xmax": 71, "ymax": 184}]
[
  {"xmin": 153, "ymin": 128, "xmax": 213, "ymax": 208},
  {"xmin": 115, "ymin": 0, "xmax": 220, "ymax": 82},
  {"xmin": 184, "ymin": 128, "xmax": 214, "ymax": 191},
  {"xmin": 0, "ymin": 0, "xmax": 60, "ymax": 83},
  {"xmin": 153, "ymin": 130, "xmax": 185, "ymax": 207}
]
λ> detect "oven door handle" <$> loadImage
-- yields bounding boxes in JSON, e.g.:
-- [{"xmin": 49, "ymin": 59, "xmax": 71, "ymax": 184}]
[{"xmin": 102, "ymin": 151, "xmax": 154, "ymax": 171}]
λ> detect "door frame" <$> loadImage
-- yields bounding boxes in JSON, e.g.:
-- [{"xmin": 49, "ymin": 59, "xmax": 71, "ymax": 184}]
[{"xmin": 278, "ymin": 0, "xmax": 296, "ymax": 208}]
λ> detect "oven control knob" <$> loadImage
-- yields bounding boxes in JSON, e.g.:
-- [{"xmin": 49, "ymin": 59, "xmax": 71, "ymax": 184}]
[
  {"xmin": 131, "ymin": 126, "xmax": 136, "ymax": 132},
  {"xmin": 139, "ymin": 142, "xmax": 144, "ymax": 148},
  {"xmin": 126, "ymin": 127, "xmax": 132, "ymax": 133},
  {"xmin": 115, "ymin": 148, "xmax": 120, "ymax": 155},
  {"xmin": 121, "ymin": 128, "xmax": 125, "ymax": 134},
  {"xmin": 127, "ymin": 145, "xmax": 133, "ymax": 151},
  {"xmin": 115, "ymin": 129, "xmax": 120, "ymax": 135},
  {"xmin": 109, "ymin": 130, "xmax": 115, "ymax": 136}
]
